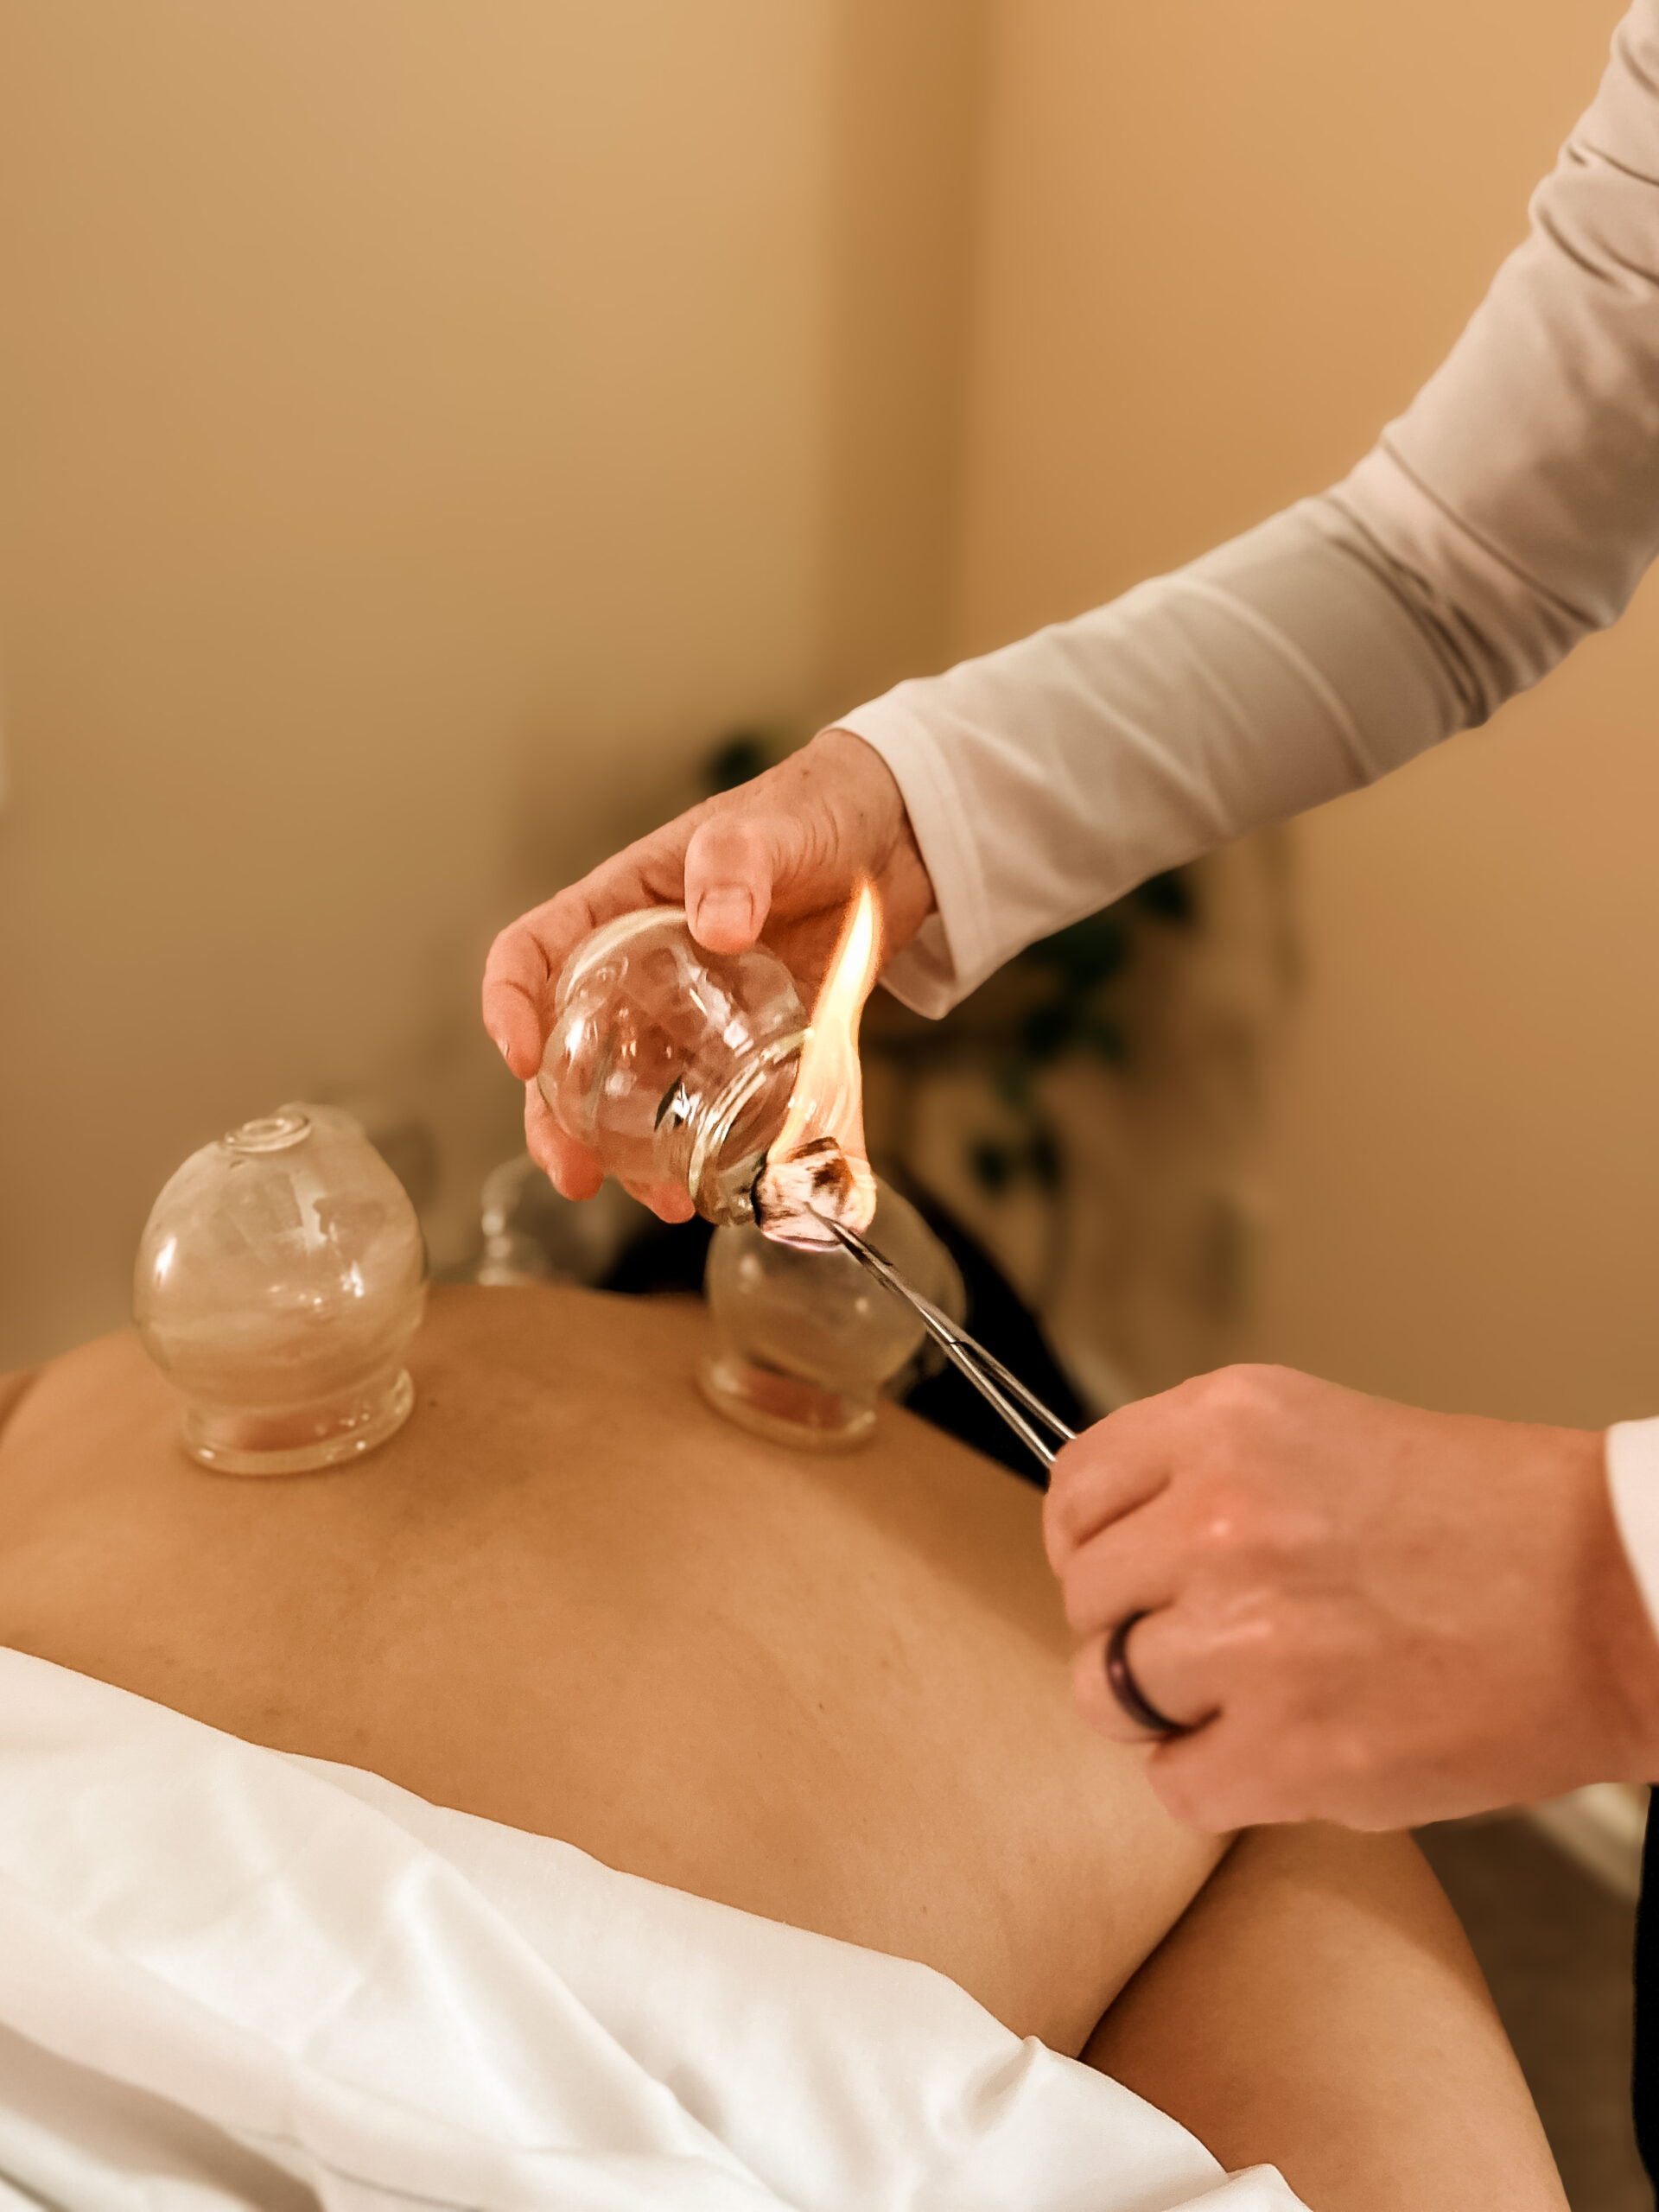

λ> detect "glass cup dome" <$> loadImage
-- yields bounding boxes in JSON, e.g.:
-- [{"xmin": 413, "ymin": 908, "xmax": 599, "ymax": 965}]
[
  {"xmin": 134, "ymin": 1103, "xmax": 427, "ymax": 1475},
  {"xmin": 537, "ymin": 908, "xmax": 809, "ymax": 1225},
  {"xmin": 698, "ymin": 1179, "xmax": 964, "ymax": 1450}
]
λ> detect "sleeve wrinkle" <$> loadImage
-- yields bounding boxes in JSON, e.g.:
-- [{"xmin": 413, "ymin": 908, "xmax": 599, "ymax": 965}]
[
  {"xmin": 1605, "ymin": 9, "xmax": 1659, "ymax": 122},
  {"xmin": 844, "ymin": 0, "xmax": 1659, "ymax": 1011},
  {"xmin": 1165, "ymin": 575, "xmax": 1379, "ymax": 783},
  {"xmin": 1324, "ymin": 521, "xmax": 1489, "ymax": 728},
  {"xmin": 1535, "ymin": 193, "xmax": 1659, "ymax": 293},
  {"xmin": 1566, "ymin": 138, "xmax": 1659, "ymax": 191},
  {"xmin": 1371, "ymin": 441, "xmax": 1603, "ymax": 633}
]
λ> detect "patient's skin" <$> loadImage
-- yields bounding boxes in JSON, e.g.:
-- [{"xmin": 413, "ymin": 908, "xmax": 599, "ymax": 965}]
[
  {"xmin": 0, "ymin": 1284, "xmax": 1211, "ymax": 2053},
  {"xmin": 0, "ymin": 1286, "xmax": 1565, "ymax": 2209}
]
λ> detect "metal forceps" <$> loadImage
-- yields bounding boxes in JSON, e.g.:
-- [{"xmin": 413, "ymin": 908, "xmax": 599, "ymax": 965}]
[{"xmin": 812, "ymin": 1214, "xmax": 1078, "ymax": 1471}]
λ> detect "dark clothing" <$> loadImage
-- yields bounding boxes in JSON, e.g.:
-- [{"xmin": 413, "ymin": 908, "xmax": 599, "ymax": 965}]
[
  {"xmin": 1634, "ymin": 1790, "xmax": 1659, "ymax": 2189},
  {"xmin": 599, "ymin": 1170, "xmax": 1085, "ymax": 1486}
]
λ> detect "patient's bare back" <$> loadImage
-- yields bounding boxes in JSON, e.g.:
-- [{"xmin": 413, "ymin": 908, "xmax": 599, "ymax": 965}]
[{"xmin": 0, "ymin": 1284, "xmax": 1219, "ymax": 2050}]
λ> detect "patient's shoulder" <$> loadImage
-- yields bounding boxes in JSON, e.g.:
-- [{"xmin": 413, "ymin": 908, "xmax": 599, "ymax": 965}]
[
  {"xmin": 0, "ymin": 1366, "xmax": 40, "ymax": 1441},
  {"xmin": 0, "ymin": 1330, "xmax": 172, "ymax": 1504}
]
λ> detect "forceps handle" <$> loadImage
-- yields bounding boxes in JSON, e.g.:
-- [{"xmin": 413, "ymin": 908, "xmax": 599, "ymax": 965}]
[{"xmin": 815, "ymin": 1217, "xmax": 1077, "ymax": 1471}]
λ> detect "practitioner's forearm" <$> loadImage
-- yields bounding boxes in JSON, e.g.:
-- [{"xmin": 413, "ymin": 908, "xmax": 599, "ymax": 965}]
[
  {"xmin": 843, "ymin": 0, "xmax": 1659, "ymax": 1018},
  {"xmin": 836, "ymin": 495, "xmax": 1465, "ymax": 1016},
  {"xmin": 1352, "ymin": 0, "xmax": 1659, "ymax": 664}
]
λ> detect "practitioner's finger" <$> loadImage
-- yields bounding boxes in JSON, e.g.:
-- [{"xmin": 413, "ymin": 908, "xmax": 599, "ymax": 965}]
[
  {"xmin": 1071, "ymin": 1605, "xmax": 1220, "ymax": 1749},
  {"xmin": 1146, "ymin": 1721, "xmax": 1306, "ymax": 1834},
  {"xmin": 524, "ymin": 1083, "xmax": 604, "ymax": 1202},
  {"xmin": 685, "ymin": 798, "xmax": 859, "ymax": 953},
  {"xmin": 485, "ymin": 728, "xmax": 929, "ymax": 1078},
  {"xmin": 1054, "ymin": 1487, "xmax": 1187, "ymax": 1642},
  {"xmin": 1043, "ymin": 1397, "xmax": 1177, "ymax": 1572},
  {"xmin": 524, "ymin": 1086, "xmax": 697, "ymax": 1223},
  {"xmin": 683, "ymin": 816, "xmax": 779, "ymax": 951},
  {"xmin": 483, "ymin": 829, "xmax": 702, "ymax": 1080},
  {"xmin": 619, "ymin": 1179, "xmax": 697, "ymax": 1224},
  {"xmin": 485, "ymin": 882, "xmax": 613, "ymax": 1084},
  {"xmin": 484, "ymin": 914, "xmax": 561, "ymax": 1082},
  {"xmin": 485, "ymin": 804, "xmax": 810, "ymax": 1076}
]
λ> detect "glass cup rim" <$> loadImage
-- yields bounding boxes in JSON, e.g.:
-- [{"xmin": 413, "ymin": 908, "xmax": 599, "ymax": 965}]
[
  {"xmin": 222, "ymin": 1105, "xmax": 313, "ymax": 1155},
  {"xmin": 683, "ymin": 1030, "xmax": 809, "ymax": 1219}
]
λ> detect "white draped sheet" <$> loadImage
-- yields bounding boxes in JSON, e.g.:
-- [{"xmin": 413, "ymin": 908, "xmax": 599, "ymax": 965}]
[{"xmin": 0, "ymin": 1649, "xmax": 1303, "ymax": 2211}]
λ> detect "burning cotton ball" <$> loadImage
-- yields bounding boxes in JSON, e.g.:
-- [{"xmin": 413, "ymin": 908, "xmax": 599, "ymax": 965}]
[{"xmin": 753, "ymin": 1137, "xmax": 878, "ymax": 1252}]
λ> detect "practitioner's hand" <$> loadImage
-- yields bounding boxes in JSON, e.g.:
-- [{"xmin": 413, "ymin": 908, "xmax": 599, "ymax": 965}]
[
  {"xmin": 481, "ymin": 728, "xmax": 933, "ymax": 1213},
  {"xmin": 1044, "ymin": 1366, "xmax": 1659, "ymax": 1831}
]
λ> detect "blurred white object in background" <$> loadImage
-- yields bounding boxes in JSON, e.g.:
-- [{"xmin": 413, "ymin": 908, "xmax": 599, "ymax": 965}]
[
  {"xmin": 472, "ymin": 1153, "xmax": 652, "ymax": 1287},
  {"xmin": 1529, "ymin": 1784, "xmax": 1648, "ymax": 1902}
]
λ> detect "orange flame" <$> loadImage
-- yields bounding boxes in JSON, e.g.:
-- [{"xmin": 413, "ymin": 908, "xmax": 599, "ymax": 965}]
[{"xmin": 768, "ymin": 881, "xmax": 880, "ymax": 1212}]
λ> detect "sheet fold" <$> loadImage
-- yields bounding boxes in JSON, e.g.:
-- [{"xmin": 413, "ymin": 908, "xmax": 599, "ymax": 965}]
[{"xmin": 0, "ymin": 1650, "xmax": 1304, "ymax": 2210}]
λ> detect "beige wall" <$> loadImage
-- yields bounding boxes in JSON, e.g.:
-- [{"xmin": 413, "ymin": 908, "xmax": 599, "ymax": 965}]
[
  {"xmin": 955, "ymin": 0, "xmax": 1659, "ymax": 1429},
  {"xmin": 6, "ymin": 0, "xmax": 1655, "ymax": 1429},
  {"xmin": 0, "ymin": 1, "xmax": 982, "ymax": 1365}
]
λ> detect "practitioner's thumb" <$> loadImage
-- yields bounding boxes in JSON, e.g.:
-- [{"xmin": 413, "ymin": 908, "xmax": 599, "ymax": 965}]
[{"xmin": 683, "ymin": 814, "xmax": 795, "ymax": 951}]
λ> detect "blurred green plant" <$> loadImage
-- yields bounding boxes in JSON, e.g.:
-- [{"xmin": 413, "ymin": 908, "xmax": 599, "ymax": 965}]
[
  {"xmin": 954, "ymin": 879, "xmax": 1196, "ymax": 1197},
  {"xmin": 702, "ymin": 729, "xmax": 789, "ymax": 793}
]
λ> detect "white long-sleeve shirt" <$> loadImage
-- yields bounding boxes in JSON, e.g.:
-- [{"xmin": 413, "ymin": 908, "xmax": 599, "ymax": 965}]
[{"xmin": 838, "ymin": 2, "xmax": 1659, "ymax": 1621}]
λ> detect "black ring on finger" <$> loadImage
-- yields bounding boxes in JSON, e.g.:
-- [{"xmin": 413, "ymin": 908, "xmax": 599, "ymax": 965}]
[{"xmin": 1104, "ymin": 1611, "xmax": 1188, "ymax": 1738}]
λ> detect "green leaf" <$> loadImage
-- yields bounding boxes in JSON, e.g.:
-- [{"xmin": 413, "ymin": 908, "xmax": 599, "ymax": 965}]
[
  {"xmin": 1076, "ymin": 1014, "xmax": 1128, "ymax": 1064},
  {"xmin": 1026, "ymin": 1128, "xmax": 1063, "ymax": 1190},
  {"xmin": 1020, "ymin": 1001, "xmax": 1077, "ymax": 1064},
  {"xmin": 702, "ymin": 732, "xmax": 774, "ymax": 793},
  {"xmin": 969, "ymin": 1139, "xmax": 1015, "ymax": 1193},
  {"xmin": 1130, "ymin": 869, "xmax": 1197, "ymax": 925},
  {"xmin": 1021, "ymin": 914, "xmax": 1129, "ymax": 989},
  {"xmin": 995, "ymin": 1061, "xmax": 1033, "ymax": 1109}
]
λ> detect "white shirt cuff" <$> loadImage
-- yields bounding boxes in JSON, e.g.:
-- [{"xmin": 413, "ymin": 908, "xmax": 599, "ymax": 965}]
[
  {"xmin": 830, "ymin": 696, "xmax": 995, "ymax": 1018},
  {"xmin": 1605, "ymin": 1417, "xmax": 1659, "ymax": 1637}
]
